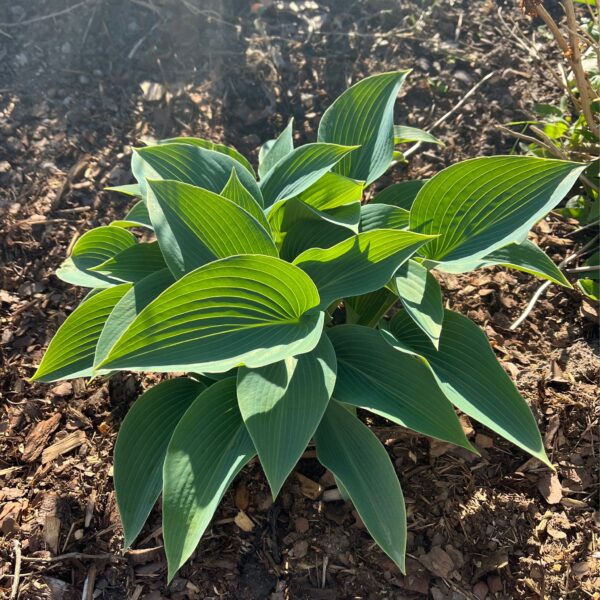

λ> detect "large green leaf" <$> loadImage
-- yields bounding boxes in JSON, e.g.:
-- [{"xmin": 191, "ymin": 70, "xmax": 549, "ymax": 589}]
[
  {"xmin": 318, "ymin": 71, "xmax": 410, "ymax": 184},
  {"xmin": 146, "ymin": 179, "xmax": 276, "ymax": 278},
  {"xmin": 279, "ymin": 219, "xmax": 354, "ymax": 262},
  {"xmin": 132, "ymin": 143, "xmax": 262, "ymax": 205},
  {"xmin": 98, "ymin": 255, "xmax": 324, "ymax": 374},
  {"xmin": 345, "ymin": 288, "xmax": 397, "ymax": 327},
  {"xmin": 293, "ymin": 230, "xmax": 435, "ymax": 309},
  {"xmin": 237, "ymin": 333, "xmax": 336, "ymax": 498},
  {"xmin": 315, "ymin": 400, "xmax": 407, "ymax": 572},
  {"xmin": 383, "ymin": 309, "xmax": 551, "ymax": 467},
  {"xmin": 94, "ymin": 269, "xmax": 175, "ymax": 370},
  {"xmin": 435, "ymin": 240, "xmax": 571, "ymax": 287},
  {"xmin": 295, "ymin": 172, "xmax": 364, "ymax": 211},
  {"xmin": 393, "ymin": 125, "xmax": 443, "ymax": 146},
  {"xmin": 158, "ymin": 136, "xmax": 255, "ymax": 177},
  {"xmin": 327, "ymin": 326, "xmax": 473, "ymax": 450},
  {"xmin": 111, "ymin": 200, "xmax": 153, "ymax": 230},
  {"xmin": 258, "ymin": 119, "xmax": 294, "ymax": 180},
  {"xmin": 393, "ymin": 260, "xmax": 444, "ymax": 348},
  {"xmin": 220, "ymin": 168, "xmax": 270, "ymax": 231},
  {"xmin": 31, "ymin": 284, "xmax": 131, "ymax": 382},
  {"xmin": 410, "ymin": 157, "xmax": 585, "ymax": 262},
  {"xmin": 114, "ymin": 377, "xmax": 205, "ymax": 548},
  {"xmin": 90, "ymin": 242, "xmax": 167, "ymax": 283},
  {"xmin": 163, "ymin": 377, "xmax": 256, "ymax": 581},
  {"xmin": 372, "ymin": 180, "xmax": 426, "ymax": 210},
  {"xmin": 56, "ymin": 226, "xmax": 137, "ymax": 288},
  {"xmin": 259, "ymin": 143, "xmax": 357, "ymax": 207},
  {"xmin": 359, "ymin": 204, "xmax": 409, "ymax": 231},
  {"xmin": 269, "ymin": 198, "xmax": 361, "ymax": 248}
]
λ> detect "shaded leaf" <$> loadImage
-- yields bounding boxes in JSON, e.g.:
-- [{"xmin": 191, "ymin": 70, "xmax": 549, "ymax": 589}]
[
  {"xmin": 327, "ymin": 325, "xmax": 474, "ymax": 450},
  {"xmin": 315, "ymin": 400, "xmax": 407, "ymax": 571},
  {"xmin": 393, "ymin": 260, "xmax": 444, "ymax": 348},
  {"xmin": 163, "ymin": 378, "xmax": 256, "ymax": 580},
  {"xmin": 115, "ymin": 377, "xmax": 205, "ymax": 548},
  {"xmin": 383, "ymin": 309, "xmax": 551, "ymax": 467},
  {"xmin": 237, "ymin": 333, "xmax": 336, "ymax": 497},
  {"xmin": 360, "ymin": 204, "xmax": 409, "ymax": 231},
  {"xmin": 372, "ymin": 180, "xmax": 427, "ymax": 210}
]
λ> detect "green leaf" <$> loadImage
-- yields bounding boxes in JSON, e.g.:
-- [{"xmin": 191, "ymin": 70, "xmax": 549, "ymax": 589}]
[
  {"xmin": 111, "ymin": 200, "xmax": 153, "ymax": 229},
  {"xmin": 147, "ymin": 179, "xmax": 277, "ymax": 278},
  {"xmin": 114, "ymin": 377, "xmax": 206, "ymax": 548},
  {"xmin": 105, "ymin": 183, "xmax": 142, "ymax": 197},
  {"xmin": 259, "ymin": 143, "xmax": 357, "ymax": 207},
  {"xmin": 98, "ymin": 255, "xmax": 324, "ymax": 374},
  {"xmin": 318, "ymin": 71, "xmax": 410, "ymax": 184},
  {"xmin": 435, "ymin": 240, "xmax": 572, "ymax": 288},
  {"xmin": 360, "ymin": 204, "xmax": 409, "ymax": 231},
  {"xmin": 258, "ymin": 119, "xmax": 294, "ymax": 180},
  {"xmin": 163, "ymin": 377, "xmax": 256, "ymax": 581},
  {"xmin": 31, "ymin": 284, "xmax": 131, "ymax": 382},
  {"xmin": 293, "ymin": 230, "xmax": 435, "ymax": 309},
  {"xmin": 280, "ymin": 219, "xmax": 354, "ymax": 262},
  {"xmin": 237, "ymin": 333, "xmax": 336, "ymax": 497},
  {"xmin": 295, "ymin": 172, "xmax": 364, "ymax": 211},
  {"xmin": 410, "ymin": 156, "xmax": 586, "ymax": 262},
  {"xmin": 159, "ymin": 136, "xmax": 255, "ymax": 177},
  {"xmin": 94, "ymin": 269, "xmax": 175, "ymax": 370},
  {"xmin": 383, "ymin": 309, "xmax": 551, "ymax": 467},
  {"xmin": 132, "ymin": 143, "xmax": 262, "ymax": 205},
  {"xmin": 269, "ymin": 198, "xmax": 361, "ymax": 248},
  {"xmin": 393, "ymin": 260, "xmax": 444, "ymax": 348},
  {"xmin": 90, "ymin": 242, "xmax": 167, "ymax": 283},
  {"xmin": 315, "ymin": 400, "xmax": 407, "ymax": 572},
  {"xmin": 393, "ymin": 125, "xmax": 443, "ymax": 146},
  {"xmin": 327, "ymin": 326, "xmax": 474, "ymax": 450},
  {"xmin": 372, "ymin": 180, "xmax": 427, "ymax": 210},
  {"xmin": 345, "ymin": 288, "xmax": 397, "ymax": 327},
  {"xmin": 220, "ymin": 168, "xmax": 271, "ymax": 231},
  {"xmin": 56, "ymin": 226, "xmax": 137, "ymax": 288}
]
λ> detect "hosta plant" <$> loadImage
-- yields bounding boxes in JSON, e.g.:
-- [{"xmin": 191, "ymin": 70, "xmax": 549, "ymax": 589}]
[{"xmin": 31, "ymin": 71, "xmax": 586, "ymax": 579}]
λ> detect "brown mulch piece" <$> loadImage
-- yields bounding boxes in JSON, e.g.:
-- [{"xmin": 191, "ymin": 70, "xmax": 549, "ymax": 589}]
[{"xmin": 1, "ymin": 1, "xmax": 598, "ymax": 599}]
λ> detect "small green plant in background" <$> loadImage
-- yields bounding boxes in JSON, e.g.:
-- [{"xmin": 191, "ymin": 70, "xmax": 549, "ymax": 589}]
[
  {"xmin": 506, "ymin": 0, "xmax": 599, "ymax": 301},
  {"xmin": 31, "ymin": 72, "xmax": 585, "ymax": 579}
]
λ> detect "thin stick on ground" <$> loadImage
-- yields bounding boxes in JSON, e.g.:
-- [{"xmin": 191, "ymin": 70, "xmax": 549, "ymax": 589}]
[
  {"xmin": 510, "ymin": 234, "xmax": 599, "ymax": 330},
  {"xmin": 10, "ymin": 540, "xmax": 22, "ymax": 600}
]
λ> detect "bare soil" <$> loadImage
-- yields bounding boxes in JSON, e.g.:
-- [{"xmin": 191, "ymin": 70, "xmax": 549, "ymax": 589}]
[{"xmin": 1, "ymin": 1, "xmax": 598, "ymax": 599}]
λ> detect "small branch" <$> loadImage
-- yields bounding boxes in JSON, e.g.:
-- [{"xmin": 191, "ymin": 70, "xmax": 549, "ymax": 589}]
[
  {"xmin": 565, "ymin": 265, "xmax": 600, "ymax": 274},
  {"xmin": 510, "ymin": 234, "xmax": 599, "ymax": 330},
  {"xmin": 0, "ymin": 1, "xmax": 90, "ymax": 27},
  {"xmin": 563, "ymin": 0, "xmax": 600, "ymax": 138},
  {"xmin": 404, "ymin": 71, "xmax": 497, "ymax": 158},
  {"xmin": 21, "ymin": 552, "xmax": 126, "ymax": 563},
  {"xmin": 10, "ymin": 540, "xmax": 21, "ymax": 600}
]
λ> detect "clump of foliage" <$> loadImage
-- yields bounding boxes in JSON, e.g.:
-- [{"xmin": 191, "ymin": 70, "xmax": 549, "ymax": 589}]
[
  {"xmin": 509, "ymin": 0, "xmax": 599, "ymax": 299},
  {"xmin": 31, "ymin": 71, "xmax": 585, "ymax": 579}
]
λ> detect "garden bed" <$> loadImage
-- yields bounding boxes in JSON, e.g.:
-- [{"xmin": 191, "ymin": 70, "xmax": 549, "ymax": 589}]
[{"xmin": 0, "ymin": 1, "xmax": 598, "ymax": 598}]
